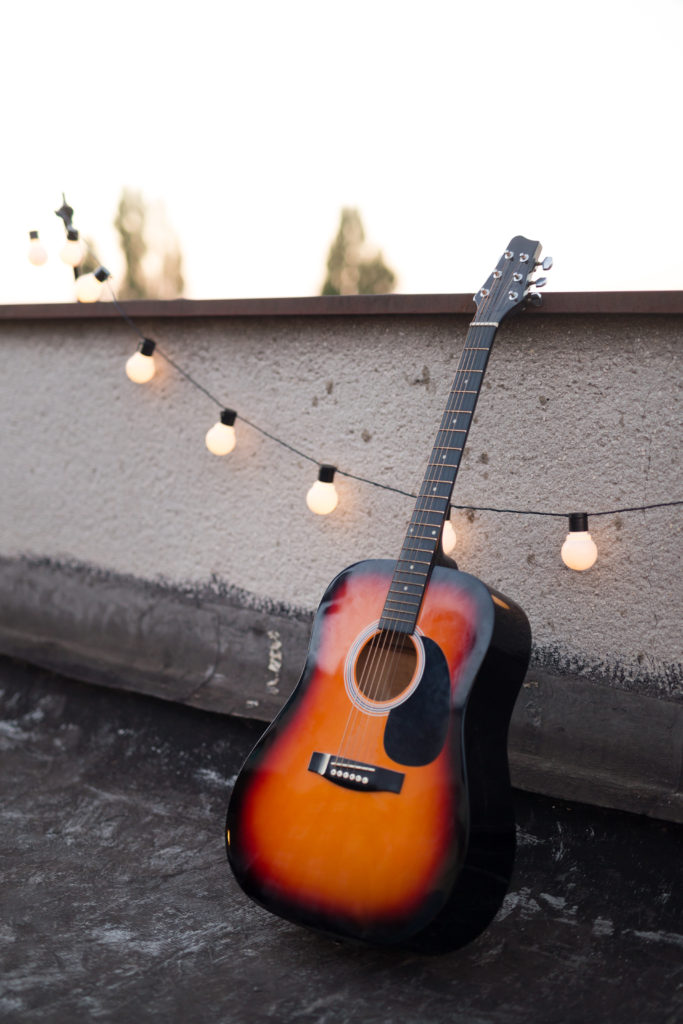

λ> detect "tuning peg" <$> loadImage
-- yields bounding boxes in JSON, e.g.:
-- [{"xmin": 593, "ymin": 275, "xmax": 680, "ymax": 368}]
[
  {"xmin": 536, "ymin": 256, "xmax": 553, "ymax": 271},
  {"xmin": 527, "ymin": 292, "xmax": 543, "ymax": 307},
  {"xmin": 533, "ymin": 276, "xmax": 548, "ymax": 288}
]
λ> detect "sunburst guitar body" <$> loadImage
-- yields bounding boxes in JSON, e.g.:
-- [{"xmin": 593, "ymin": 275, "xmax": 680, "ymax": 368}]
[
  {"xmin": 226, "ymin": 236, "xmax": 548, "ymax": 951},
  {"xmin": 227, "ymin": 559, "xmax": 530, "ymax": 952}
]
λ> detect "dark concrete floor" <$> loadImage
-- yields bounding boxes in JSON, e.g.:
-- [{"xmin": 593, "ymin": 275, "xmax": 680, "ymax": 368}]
[{"xmin": 1, "ymin": 658, "xmax": 681, "ymax": 1024}]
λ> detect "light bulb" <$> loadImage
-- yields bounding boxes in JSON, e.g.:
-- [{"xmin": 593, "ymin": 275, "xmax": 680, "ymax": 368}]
[
  {"xmin": 125, "ymin": 338, "xmax": 156, "ymax": 383},
  {"xmin": 306, "ymin": 465, "xmax": 339, "ymax": 515},
  {"xmin": 75, "ymin": 266, "xmax": 110, "ymax": 303},
  {"xmin": 442, "ymin": 518, "xmax": 457, "ymax": 555},
  {"xmin": 27, "ymin": 231, "xmax": 48, "ymax": 266},
  {"xmin": 206, "ymin": 409, "xmax": 237, "ymax": 455},
  {"xmin": 60, "ymin": 229, "xmax": 84, "ymax": 267},
  {"xmin": 561, "ymin": 513, "xmax": 598, "ymax": 571}
]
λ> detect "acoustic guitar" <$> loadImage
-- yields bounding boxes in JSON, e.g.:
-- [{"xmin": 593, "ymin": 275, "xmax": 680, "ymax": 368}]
[{"xmin": 226, "ymin": 237, "xmax": 548, "ymax": 953}]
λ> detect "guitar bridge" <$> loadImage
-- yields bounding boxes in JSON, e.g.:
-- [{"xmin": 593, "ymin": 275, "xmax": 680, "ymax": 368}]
[{"xmin": 308, "ymin": 751, "xmax": 404, "ymax": 794}]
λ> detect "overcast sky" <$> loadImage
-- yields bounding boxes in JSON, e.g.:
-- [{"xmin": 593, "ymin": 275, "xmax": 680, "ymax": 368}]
[{"xmin": 2, "ymin": 0, "xmax": 682, "ymax": 303}]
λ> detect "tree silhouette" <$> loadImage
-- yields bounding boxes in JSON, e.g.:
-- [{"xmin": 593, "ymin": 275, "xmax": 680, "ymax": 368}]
[
  {"xmin": 114, "ymin": 188, "xmax": 184, "ymax": 300},
  {"xmin": 321, "ymin": 208, "xmax": 396, "ymax": 295}
]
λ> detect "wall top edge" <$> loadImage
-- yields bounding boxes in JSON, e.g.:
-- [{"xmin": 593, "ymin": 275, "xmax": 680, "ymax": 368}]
[{"xmin": 1, "ymin": 291, "xmax": 683, "ymax": 322}]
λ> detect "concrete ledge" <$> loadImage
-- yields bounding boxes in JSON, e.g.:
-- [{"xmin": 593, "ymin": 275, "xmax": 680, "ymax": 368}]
[
  {"xmin": 0, "ymin": 555, "xmax": 681, "ymax": 823},
  {"xmin": 1, "ymin": 290, "xmax": 683, "ymax": 320}
]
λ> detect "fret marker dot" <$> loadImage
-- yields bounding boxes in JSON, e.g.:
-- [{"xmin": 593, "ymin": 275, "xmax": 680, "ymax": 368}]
[
  {"xmin": 403, "ymin": 585, "xmax": 408, "ymax": 591},
  {"xmin": 410, "ymin": 564, "xmax": 414, "ymax": 570},
  {"xmin": 431, "ymin": 530, "xmax": 437, "ymax": 536}
]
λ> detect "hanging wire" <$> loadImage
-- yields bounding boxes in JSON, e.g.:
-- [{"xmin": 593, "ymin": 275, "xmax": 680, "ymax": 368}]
[{"xmin": 97, "ymin": 277, "xmax": 683, "ymax": 521}]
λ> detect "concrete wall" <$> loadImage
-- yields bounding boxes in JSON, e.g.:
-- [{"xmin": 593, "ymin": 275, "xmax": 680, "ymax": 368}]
[{"xmin": 1, "ymin": 298, "xmax": 681, "ymax": 819}]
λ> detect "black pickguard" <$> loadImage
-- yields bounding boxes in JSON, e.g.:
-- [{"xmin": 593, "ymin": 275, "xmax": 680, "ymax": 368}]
[{"xmin": 384, "ymin": 636, "xmax": 451, "ymax": 766}]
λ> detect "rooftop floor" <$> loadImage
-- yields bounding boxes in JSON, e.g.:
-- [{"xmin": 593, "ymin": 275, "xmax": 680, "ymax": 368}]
[{"xmin": 1, "ymin": 658, "xmax": 681, "ymax": 1024}]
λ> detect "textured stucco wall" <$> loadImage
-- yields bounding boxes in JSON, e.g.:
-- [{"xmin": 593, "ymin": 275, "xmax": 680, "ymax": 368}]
[{"xmin": 1, "ymin": 309, "xmax": 681, "ymax": 700}]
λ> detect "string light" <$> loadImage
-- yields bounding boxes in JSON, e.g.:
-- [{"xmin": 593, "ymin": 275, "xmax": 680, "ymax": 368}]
[
  {"xmin": 27, "ymin": 231, "xmax": 48, "ymax": 266},
  {"xmin": 205, "ymin": 409, "xmax": 237, "ymax": 455},
  {"xmin": 561, "ymin": 512, "xmax": 598, "ymax": 571},
  {"xmin": 75, "ymin": 266, "xmax": 111, "ymax": 303},
  {"xmin": 24, "ymin": 198, "xmax": 682, "ymax": 564},
  {"xmin": 442, "ymin": 516, "xmax": 457, "ymax": 555},
  {"xmin": 125, "ymin": 338, "xmax": 157, "ymax": 384},
  {"xmin": 306, "ymin": 465, "xmax": 339, "ymax": 515},
  {"xmin": 60, "ymin": 228, "xmax": 84, "ymax": 268}
]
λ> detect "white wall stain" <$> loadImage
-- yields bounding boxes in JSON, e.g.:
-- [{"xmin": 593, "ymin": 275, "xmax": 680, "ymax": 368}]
[{"xmin": 266, "ymin": 629, "xmax": 282, "ymax": 693}]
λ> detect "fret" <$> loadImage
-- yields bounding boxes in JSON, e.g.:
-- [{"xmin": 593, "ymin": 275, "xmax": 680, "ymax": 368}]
[
  {"xmin": 427, "ymin": 460, "xmax": 458, "ymax": 468},
  {"xmin": 384, "ymin": 599, "xmax": 422, "ymax": 612},
  {"xmin": 414, "ymin": 497, "xmax": 450, "ymax": 508},
  {"xmin": 408, "ymin": 516, "xmax": 444, "ymax": 528},
  {"xmin": 378, "ymin": 614, "xmax": 417, "ymax": 630},
  {"xmin": 389, "ymin": 588, "xmax": 423, "ymax": 601},
  {"xmin": 379, "ymin": 612, "xmax": 415, "ymax": 626},
  {"xmin": 389, "ymin": 589, "xmax": 421, "ymax": 602},
  {"xmin": 449, "ymin": 389, "xmax": 478, "ymax": 395},
  {"xmin": 394, "ymin": 567, "xmax": 429, "ymax": 579},
  {"xmin": 462, "ymin": 346, "xmax": 490, "ymax": 351},
  {"xmin": 400, "ymin": 543, "xmax": 438, "ymax": 557},
  {"xmin": 385, "ymin": 598, "xmax": 421, "ymax": 610},
  {"xmin": 432, "ymin": 445, "xmax": 463, "ymax": 452}
]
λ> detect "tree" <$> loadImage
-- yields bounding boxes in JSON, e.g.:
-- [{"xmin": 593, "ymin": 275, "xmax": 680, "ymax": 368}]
[
  {"xmin": 114, "ymin": 188, "xmax": 184, "ymax": 300},
  {"xmin": 321, "ymin": 207, "xmax": 396, "ymax": 295}
]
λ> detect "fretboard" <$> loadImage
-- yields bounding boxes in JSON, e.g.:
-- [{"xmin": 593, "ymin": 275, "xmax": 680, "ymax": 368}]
[{"xmin": 379, "ymin": 322, "xmax": 498, "ymax": 634}]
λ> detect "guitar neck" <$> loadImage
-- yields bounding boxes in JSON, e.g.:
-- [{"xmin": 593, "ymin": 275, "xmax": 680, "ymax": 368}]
[{"xmin": 379, "ymin": 320, "xmax": 498, "ymax": 634}]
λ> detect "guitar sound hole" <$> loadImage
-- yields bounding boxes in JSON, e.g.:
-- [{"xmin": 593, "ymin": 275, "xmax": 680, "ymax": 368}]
[{"xmin": 354, "ymin": 630, "xmax": 419, "ymax": 704}]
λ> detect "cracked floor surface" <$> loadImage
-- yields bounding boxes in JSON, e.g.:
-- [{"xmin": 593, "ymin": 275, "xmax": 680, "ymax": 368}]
[{"xmin": 1, "ymin": 658, "xmax": 681, "ymax": 1024}]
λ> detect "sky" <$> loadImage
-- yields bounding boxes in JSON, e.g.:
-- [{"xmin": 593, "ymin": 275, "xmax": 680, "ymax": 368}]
[{"xmin": 2, "ymin": 0, "xmax": 682, "ymax": 304}]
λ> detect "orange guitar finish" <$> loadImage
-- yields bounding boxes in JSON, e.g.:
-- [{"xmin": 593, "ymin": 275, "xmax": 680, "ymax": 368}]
[{"xmin": 227, "ymin": 559, "xmax": 525, "ymax": 950}]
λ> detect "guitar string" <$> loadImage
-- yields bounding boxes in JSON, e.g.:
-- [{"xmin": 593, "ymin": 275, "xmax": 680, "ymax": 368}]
[
  {"xmin": 349, "ymin": 286, "xmax": 497, "ymax": 764},
  {"xmin": 324, "ymin": 279, "xmax": 498, "ymax": 768},
  {"xmin": 348, "ymin": 275, "xmax": 499, "ymax": 765},
  {"xmin": 341, "ymin": 267, "xmax": 504, "ymax": 770}
]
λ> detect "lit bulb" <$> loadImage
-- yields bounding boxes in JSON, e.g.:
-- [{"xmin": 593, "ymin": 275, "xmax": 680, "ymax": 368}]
[
  {"xmin": 125, "ymin": 338, "xmax": 156, "ymax": 383},
  {"xmin": 205, "ymin": 409, "xmax": 237, "ymax": 455},
  {"xmin": 561, "ymin": 513, "xmax": 598, "ymax": 571},
  {"xmin": 60, "ymin": 229, "xmax": 84, "ymax": 267},
  {"xmin": 442, "ymin": 518, "xmax": 457, "ymax": 555},
  {"xmin": 306, "ymin": 465, "xmax": 339, "ymax": 515},
  {"xmin": 27, "ymin": 231, "xmax": 48, "ymax": 266},
  {"xmin": 75, "ymin": 266, "xmax": 110, "ymax": 303}
]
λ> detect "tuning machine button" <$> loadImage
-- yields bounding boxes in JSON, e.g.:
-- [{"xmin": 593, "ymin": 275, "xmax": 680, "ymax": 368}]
[
  {"xmin": 533, "ymin": 276, "xmax": 548, "ymax": 288},
  {"xmin": 536, "ymin": 256, "xmax": 553, "ymax": 271}
]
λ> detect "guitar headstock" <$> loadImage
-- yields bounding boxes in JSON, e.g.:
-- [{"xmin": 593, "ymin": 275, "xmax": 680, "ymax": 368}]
[{"xmin": 473, "ymin": 236, "xmax": 550, "ymax": 323}]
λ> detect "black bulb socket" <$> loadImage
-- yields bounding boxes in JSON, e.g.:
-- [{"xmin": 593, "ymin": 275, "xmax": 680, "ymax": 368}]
[
  {"xmin": 66, "ymin": 228, "xmax": 79, "ymax": 241},
  {"xmin": 29, "ymin": 230, "xmax": 39, "ymax": 240},
  {"xmin": 139, "ymin": 338, "xmax": 156, "ymax": 357},
  {"xmin": 568, "ymin": 512, "xmax": 588, "ymax": 532},
  {"xmin": 318, "ymin": 464, "xmax": 337, "ymax": 483},
  {"xmin": 220, "ymin": 409, "xmax": 237, "ymax": 426},
  {"xmin": 94, "ymin": 266, "xmax": 111, "ymax": 282}
]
